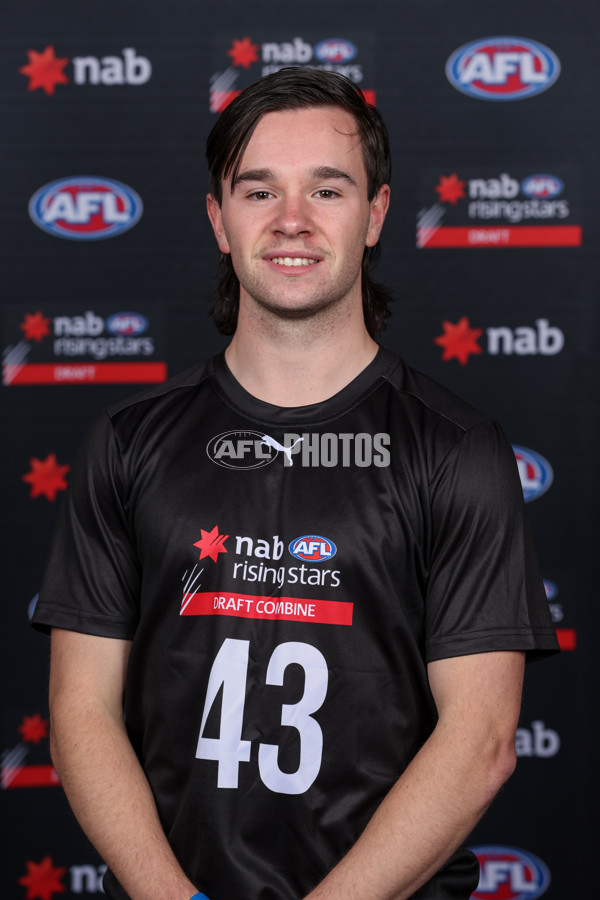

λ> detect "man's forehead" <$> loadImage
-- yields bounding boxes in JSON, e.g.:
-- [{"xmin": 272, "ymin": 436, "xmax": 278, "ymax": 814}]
[
  {"xmin": 230, "ymin": 106, "xmax": 366, "ymax": 182},
  {"xmin": 248, "ymin": 106, "xmax": 360, "ymax": 145}
]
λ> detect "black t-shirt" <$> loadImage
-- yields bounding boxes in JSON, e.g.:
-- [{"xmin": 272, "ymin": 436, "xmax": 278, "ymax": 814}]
[{"xmin": 33, "ymin": 347, "xmax": 558, "ymax": 899}]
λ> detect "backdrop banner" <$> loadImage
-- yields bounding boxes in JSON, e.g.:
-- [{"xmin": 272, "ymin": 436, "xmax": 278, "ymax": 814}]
[{"xmin": 2, "ymin": 2, "xmax": 598, "ymax": 898}]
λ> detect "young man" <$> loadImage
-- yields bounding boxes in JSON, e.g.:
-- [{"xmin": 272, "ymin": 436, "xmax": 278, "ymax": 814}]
[{"xmin": 33, "ymin": 69, "xmax": 558, "ymax": 900}]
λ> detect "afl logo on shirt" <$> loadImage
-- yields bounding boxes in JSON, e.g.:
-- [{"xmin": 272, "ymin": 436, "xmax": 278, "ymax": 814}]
[
  {"xmin": 289, "ymin": 535, "xmax": 337, "ymax": 562},
  {"xmin": 207, "ymin": 431, "xmax": 278, "ymax": 469}
]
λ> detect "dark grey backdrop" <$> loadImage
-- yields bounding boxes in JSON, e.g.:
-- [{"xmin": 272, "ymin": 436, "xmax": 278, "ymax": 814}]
[{"xmin": 2, "ymin": 2, "xmax": 598, "ymax": 897}]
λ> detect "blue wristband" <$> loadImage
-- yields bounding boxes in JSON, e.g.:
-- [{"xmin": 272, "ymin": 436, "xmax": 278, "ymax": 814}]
[{"xmin": 190, "ymin": 894, "xmax": 210, "ymax": 900}]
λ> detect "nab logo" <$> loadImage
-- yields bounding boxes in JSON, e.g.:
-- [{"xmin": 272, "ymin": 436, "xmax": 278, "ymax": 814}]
[
  {"xmin": 471, "ymin": 845, "xmax": 551, "ymax": 899},
  {"xmin": 512, "ymin": 445, "xmax": 554, "ymax": 503},
  {"xmin": 446, "ymin": 36, "xmax": 560, "ymax": 101},
  {"xmin": 207, "ymin": 431, "xmax": 277, "ymax": 469},
  {"xmin": 289, "ymin": 535, "xmax": 337, "ymax": 562},
  {"xmin": 29, "ymin": 176, "xmax": 143, "ymax": 240}
]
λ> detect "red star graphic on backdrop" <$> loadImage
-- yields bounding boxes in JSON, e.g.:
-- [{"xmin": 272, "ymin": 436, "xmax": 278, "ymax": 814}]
[
  {"xmin": 19, "ymin": 46, "xmax": 69, "ymax": 96},
  {"xmin": 22, "ymin": 454, "xmax": 70, "ymax": 501},
  {"xmin": 434, "ymin": 172, "xmax": 467, "ymax": 205},
  {"xmin": 228, "ymin": 36, "xmax": 260, "ymax": 68},
  {"xmin": 434, "ymin": 317, "xmax": 483, "ymax": 365},
  {"xmin": 19, "ymin": 713, "xmax": 49, "ymax": 745},
  {"xmin": 194, "ymin": 526, "xmax": 229, "ymax": 562},
  {"xmin": 18, "ymin": 856, "xmax": 66, "ymax": 900},
  {"xmin": 20, "ymin": 311, "xmax": 52, "ymax": 342}
]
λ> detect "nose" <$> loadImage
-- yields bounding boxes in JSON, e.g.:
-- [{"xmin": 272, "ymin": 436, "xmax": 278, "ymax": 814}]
[{"xmin": 271, "ymin": 192, "xmax": 314, "ymax": 237}]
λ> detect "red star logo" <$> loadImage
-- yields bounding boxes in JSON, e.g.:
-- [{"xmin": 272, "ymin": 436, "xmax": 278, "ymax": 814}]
[
  {"xmin": 228, "ymin": 36, "xmax": 260, "ymax": 69},
  {"xmin": 20, "ymin": 311, "xmax": 52, "ymax": 343},
  {"xmin": 19, "ymin": 713, "xmax": 49, "ymax": 745},
  {"xmin": 435, "ymin": 172, "xmax": 467, "ymax": 205},
  {"xmin": 18, "ymin": 856, "xmax": 66, "ymax": 900},
  {"xmin": 194, "ymin": 526, "xmax": 229, "ymax": 562},
  {"xmin": 19, "ymin": 46, "xmax": 69, "ymax": 96},
  {"xmin": 434, "ymin": 317, "xmax": 483, "ymax": 365},
  {"xmin": 22, "ymin": 454, "xmax": 70, "ymax": 501}
]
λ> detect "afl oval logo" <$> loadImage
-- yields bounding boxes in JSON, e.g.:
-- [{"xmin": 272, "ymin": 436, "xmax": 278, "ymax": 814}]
[
  {"xmin": 206, "ymin": 431, "xmax": 278, "ymax": 469},
  {"xmin": 29, "ymin": 176, "xmax": 143, "ymax": 240},
  {"xmin": 315, "ymin": 38, "xmax": 357, "ymax": 63},
  {"xmin": 512, "ymin": 445, "xmax": 554, "ymax": 502},
  {"xmin": 543, "ymin": 579, "xmax": 558, "ymax": 601},
  {"xmin": 445, "ymin": 36, "xmax": 561, "ymax": 101},
  {"xmin": 470, "ymin": 845, "xmax": 551, "ymax": 899},
  {"xmin": 521, "ymin": 174, "xmax": 563, "ymax": 199},
  {"xmin": 289, "ymin": 535, "xmax": 337, "ymax": 562},
  {"xmin": 106, "ymin": 312, "xmax": 148, "ymax": 336}
]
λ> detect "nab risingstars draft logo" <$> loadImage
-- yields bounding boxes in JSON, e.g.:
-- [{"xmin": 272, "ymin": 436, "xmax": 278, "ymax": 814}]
[
  {"xmin": 182, "ymin": 525, "xmax": 350, "ymax": 625},
  {"xmin": 434, "ymin": 317, "xmax": 564, "ymax": 365},
  {"xmin": 4, "ymin": 306, "xmax": 166, "ymax": 386},
  {"xmin": 417, "ymin": 167, "xmax": 581, "ymax": 249},
  {"xmin": 19, "ymin": 45, "xmax": 152, "ymax": 95},
  {"xmin": 209, "ymin": 33, "xmax": 374, "ymax": 112}
]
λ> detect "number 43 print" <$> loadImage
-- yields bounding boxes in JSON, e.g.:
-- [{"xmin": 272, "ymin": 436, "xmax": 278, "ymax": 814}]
[{"xmin": 196, "ymin": 638, "xmax": 328, "ymax": 795}]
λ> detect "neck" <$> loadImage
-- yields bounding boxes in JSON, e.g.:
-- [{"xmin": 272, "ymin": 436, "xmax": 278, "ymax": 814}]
[{"xmin": 224, "ymin": 298, "xmax": 379, "ymax": 407}]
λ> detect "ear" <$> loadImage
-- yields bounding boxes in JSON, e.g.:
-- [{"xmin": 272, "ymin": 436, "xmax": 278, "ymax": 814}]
[
  {"xmin": 365, "ymin": 184, "xmax": 390, "ymax": 248},
  {"xmin": 206, "ymin": 193, "xmax": 231, "ymax": 254}
]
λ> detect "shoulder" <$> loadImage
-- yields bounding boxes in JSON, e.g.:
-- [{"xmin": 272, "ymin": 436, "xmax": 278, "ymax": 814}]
[
  {"xmin": 100, "ymin": 358, "xmax": 215, "ymax": 446},
  {"xmin": 377, "ymin": 347, "xmax": 509, "ymax": 478},
  {"xmin": 378, "ymin": 347, "xmax": 488, "ymax": 434},
  {"xmin": 108, "ymin": 358, "xmax": 213, "ymax": 420}
]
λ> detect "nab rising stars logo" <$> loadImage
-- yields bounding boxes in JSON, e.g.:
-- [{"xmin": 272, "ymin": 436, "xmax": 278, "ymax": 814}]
[{"xmin": 446, "ymin": 36, "xmax": 560, "ymax": 101}]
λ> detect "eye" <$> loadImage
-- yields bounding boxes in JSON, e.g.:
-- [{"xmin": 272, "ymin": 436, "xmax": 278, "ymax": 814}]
[
  {"xmin": 248, "ymin": 190, "xmax": 273, "ymax": 201},
  {"xmin": 314, "ymin": 189, "xmax": 339, "ymax": 200}
]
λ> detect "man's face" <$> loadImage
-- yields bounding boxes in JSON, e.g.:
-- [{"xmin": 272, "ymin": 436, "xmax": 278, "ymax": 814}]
[{"xmin": 207, "ymin": 106, "xmax": 389, "ymax": 322}]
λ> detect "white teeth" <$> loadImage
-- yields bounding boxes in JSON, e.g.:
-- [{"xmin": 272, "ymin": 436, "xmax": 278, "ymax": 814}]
[{"xmin": 271, "ymin": 257, "xmax": 317, "ymax": 267}]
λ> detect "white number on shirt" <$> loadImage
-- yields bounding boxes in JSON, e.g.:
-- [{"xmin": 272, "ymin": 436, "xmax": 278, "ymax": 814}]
[{"xmin": 195, "ymin": 638, "xmax": 328, "ymax": 794}]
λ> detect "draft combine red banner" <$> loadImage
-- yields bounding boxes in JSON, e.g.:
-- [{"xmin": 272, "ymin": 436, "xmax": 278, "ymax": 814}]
[{"xmin": 180, "ymin": 591, "xmax": 354, "ymax": 625}]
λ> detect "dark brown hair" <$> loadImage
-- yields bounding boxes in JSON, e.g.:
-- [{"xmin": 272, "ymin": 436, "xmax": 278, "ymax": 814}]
[{"xmin": 206, "ymin": 67, "xmax": 393, "ymax": 337}]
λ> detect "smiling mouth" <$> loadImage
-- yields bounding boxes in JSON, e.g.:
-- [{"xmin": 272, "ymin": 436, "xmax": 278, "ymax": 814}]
[{"xmin": 270, "ymin": 256, "xmax": 319, "ymax": 267}]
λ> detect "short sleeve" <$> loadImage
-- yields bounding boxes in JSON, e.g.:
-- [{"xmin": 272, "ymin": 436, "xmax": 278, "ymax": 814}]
[
  {"xmin": 32, "ymin": 411, "xmax": 141, "ymax": 639},
  {"xmin": 424, "ymin": 419, "xmax": 559, "ymax": 662}
]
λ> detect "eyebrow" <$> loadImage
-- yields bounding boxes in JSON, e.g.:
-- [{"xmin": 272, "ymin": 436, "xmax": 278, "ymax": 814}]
[{"xmin": 233, "ymin": 166, "xmax": 359, "ymax": 189}]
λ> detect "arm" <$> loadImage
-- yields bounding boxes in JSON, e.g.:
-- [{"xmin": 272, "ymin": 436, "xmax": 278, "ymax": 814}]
[
  {"xmin": 304, "ymin": 649, "xmax": 525, "ymax": 900},
  {"xmin": 49, "ymin": 628, "xmax": 199, "ymax": 900}
]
